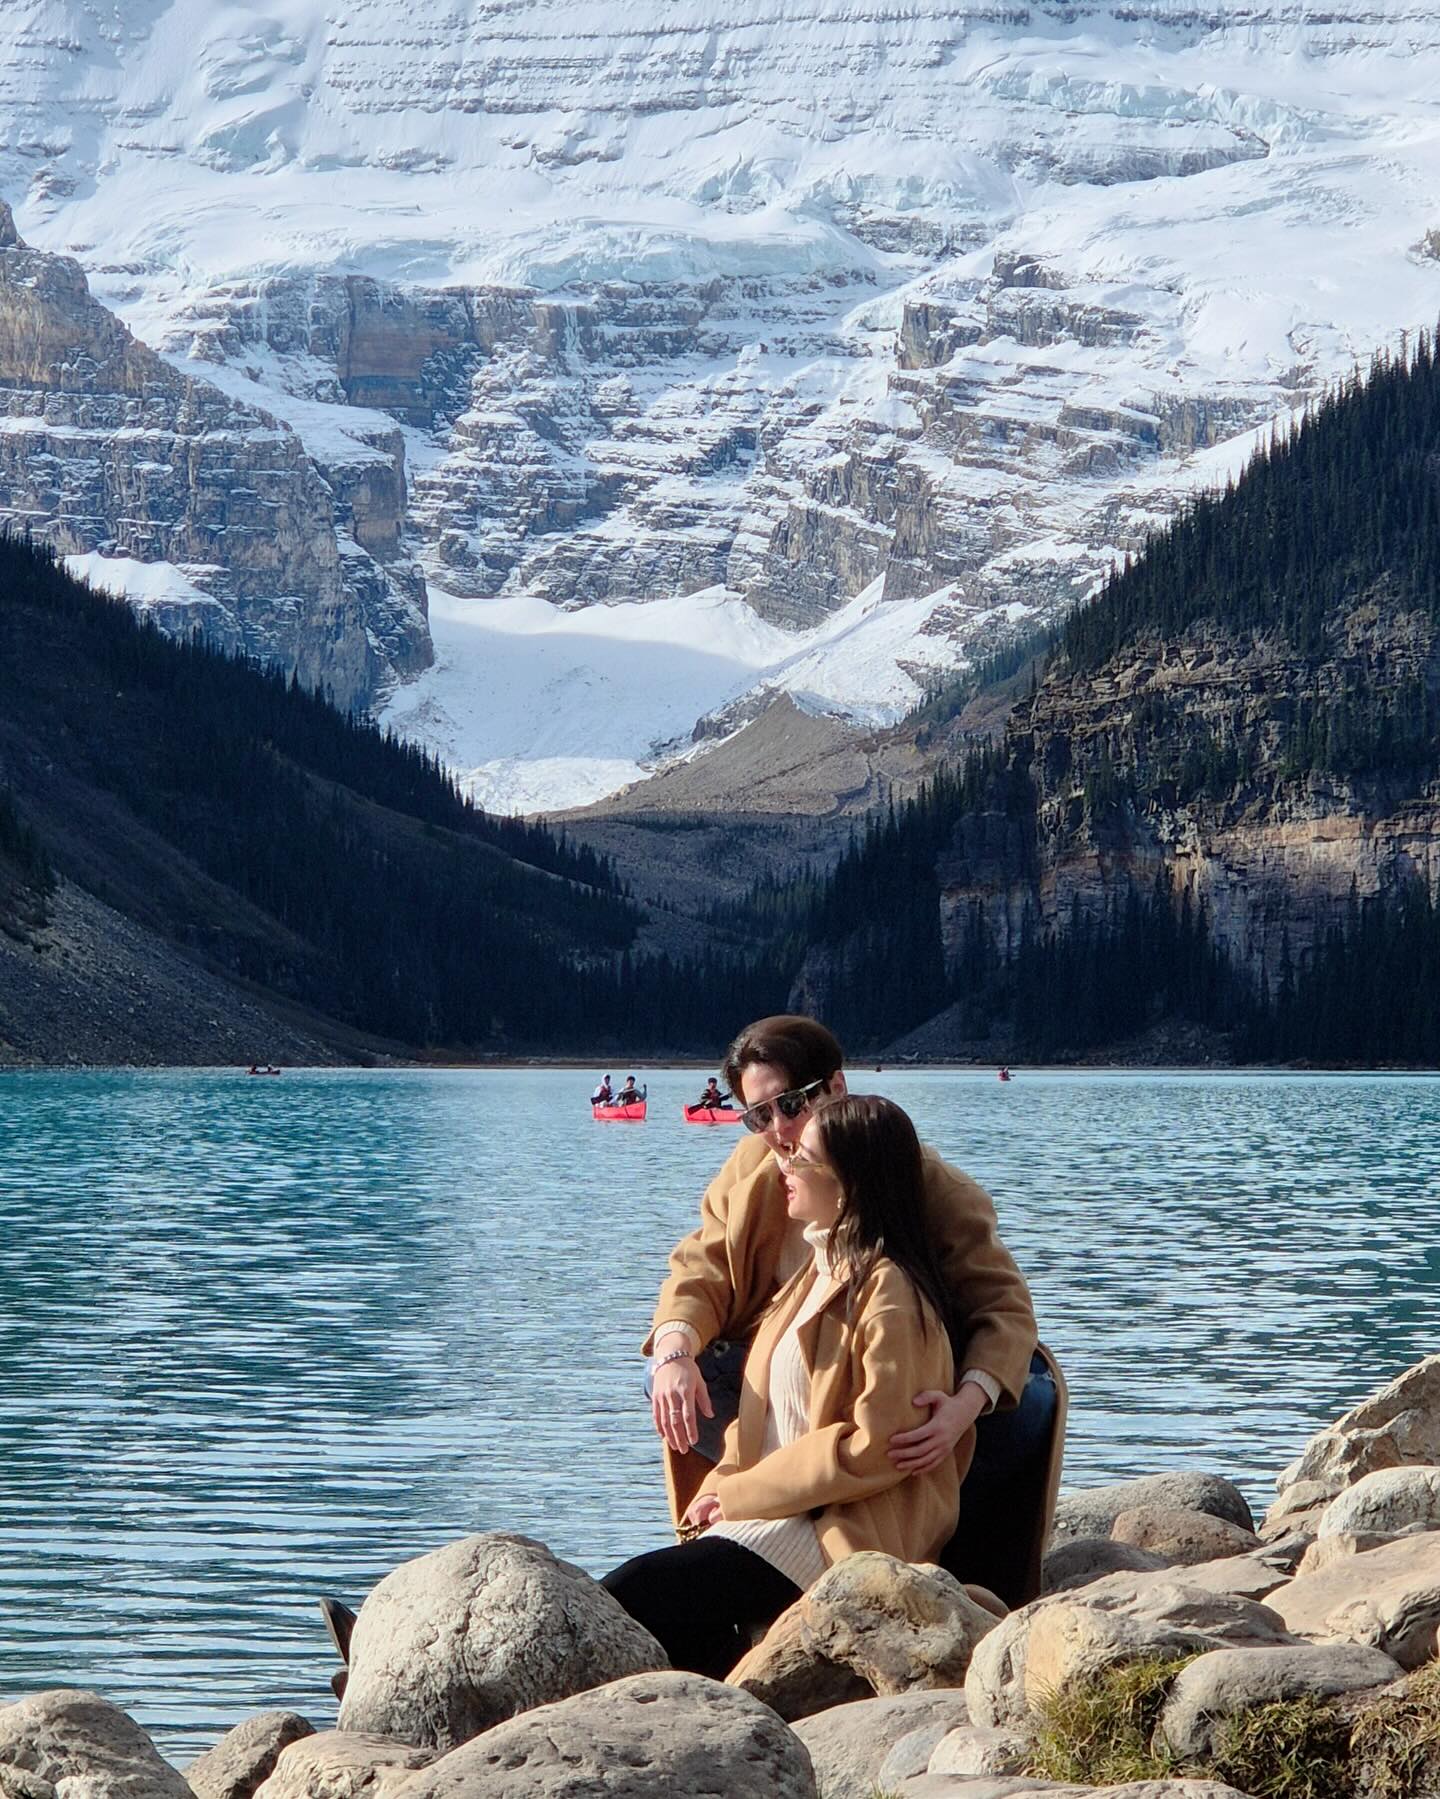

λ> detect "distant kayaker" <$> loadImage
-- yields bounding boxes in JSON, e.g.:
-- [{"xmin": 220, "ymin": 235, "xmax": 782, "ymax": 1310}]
[
  {"xmin": 618, "ymin": 1075, "xmax": 646, "ymax": 1104},
  {"xmin": 591, "ymin": 1075, "xmax": 614, "ymax": 1106},
  {"xmin": 693, "ymin": 1077, "xmax": 732, "ymax": 1112}
]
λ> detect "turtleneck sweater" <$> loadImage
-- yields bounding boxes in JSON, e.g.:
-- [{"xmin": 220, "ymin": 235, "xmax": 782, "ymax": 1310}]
[{"xmin": 705, "ymin": 1220, "xmax": 837, "ymax": 1591}]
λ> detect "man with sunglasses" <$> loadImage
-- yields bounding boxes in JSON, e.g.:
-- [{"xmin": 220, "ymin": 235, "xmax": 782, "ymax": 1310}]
[{"xmin": 644, "ymin": 1013, "xmax": 1059, "ymax": 1605}]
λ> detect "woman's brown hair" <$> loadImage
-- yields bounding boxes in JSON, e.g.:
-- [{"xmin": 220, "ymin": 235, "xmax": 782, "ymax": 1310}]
[{"xmin": 809, "ymin": 1093, "xmax": 951, "ymax": 1335}]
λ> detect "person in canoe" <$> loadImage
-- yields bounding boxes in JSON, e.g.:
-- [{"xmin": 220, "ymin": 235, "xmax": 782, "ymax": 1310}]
[
  {"xmin": 617, "ymin": 1076, "xmax": 646, "ymax": 1105},
  {"xmin": 692, "ymin": 1077, "xmax": 732, "ymax": 1112},
  {"xmin": 317, "ymin": 1094, "xmax": 963, "ymax": 1687},
  {"xmin": 590, "ymin": 1075, "xmax": 614, "ymax": 1106},
  {"xmin": 644, "ymin": 1013, "xmax": 1063, "ymax": 1608}
]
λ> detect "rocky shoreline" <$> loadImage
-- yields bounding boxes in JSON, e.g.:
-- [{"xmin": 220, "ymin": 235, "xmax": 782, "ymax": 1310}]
[{"xmin": 3, "ymin": 1358, "xmax": 1438, "ymax": 1798}]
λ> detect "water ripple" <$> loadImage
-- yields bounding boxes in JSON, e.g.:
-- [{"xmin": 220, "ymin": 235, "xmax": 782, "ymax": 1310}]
[{"xmin": 0, "ymin": 1068, "xmax": 1435, "ymax": 1759}]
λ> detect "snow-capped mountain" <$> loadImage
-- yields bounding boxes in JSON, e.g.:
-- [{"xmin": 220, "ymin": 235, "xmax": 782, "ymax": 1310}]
[{"xmin": 2, "ymin": 2, "xmax": 1438, "ymax": 808}]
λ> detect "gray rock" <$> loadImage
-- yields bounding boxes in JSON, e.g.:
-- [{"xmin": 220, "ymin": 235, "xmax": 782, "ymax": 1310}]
[
  {"xmin": 733, "ymin": 1554, "xmax": 998, "ymax": 1722},
  {"xmin": 791, "ymin": 1692, "xmax": 969, "ymax": 1799},
  {"xmin": 187, "ymin": 1713, "xmax": 315, "ymax": 1799},
  {"xmin": 964, "ymin": 1575, "xmax": 1294, "ymax": 1728},
  {"xmin": 925, "ymin": 1722, "xmax": 1030, "ymax": 1778},
  {"xmin": 1042, "ymin": 1538, "xmax": 1173, "ymax": 1595},
  {"xmin": 1110, "ymin": 1508, "xmax": 1261, "ymax": 1567},
  {"xmin": 1315, "ymin": 1465, "xmax": 1440, "ymax": 1539},
  {"xmin": 337, "ymin": 1532, "xmax": 666, "ymax": 1751},
  {"xmin": 0, "ymin": 1691, "xmax": 193, "ymax": 1799},
  {"xmin": 253, "ymin": 1735, "xmax": 432, "ymax": 1799},
  {"xmin": 1266, "ymin": 1355, "xmax": 1440, "ymax": 1534},
  {"xmin": 1266, "ymin": 1530, "xmax": 1440, "ymax": 1668},
  {"xmin": 392, "ymin": 1670, "xmax": 817, "ymax": 1797},
  {"xmin": 1052, "ymin": 1476, "xmax": 1255, "ymax": 1545},
  {"xmin": 876, "ymin": 1721, "xmax": 951, "ymax": 1786},
  {"xmin": 1156, "ymin": 1642, "xmax": 1403, "ymax": 1757},
  {"xmin": 1154, "ymin": 1551, "xmax": 1291, "ymax": 1602}
]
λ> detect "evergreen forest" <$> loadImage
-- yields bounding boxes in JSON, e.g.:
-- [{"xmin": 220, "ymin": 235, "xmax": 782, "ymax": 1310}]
[{"xmin": 712, "ymin": 334, "xmax": 1440, "ymax": 1064}]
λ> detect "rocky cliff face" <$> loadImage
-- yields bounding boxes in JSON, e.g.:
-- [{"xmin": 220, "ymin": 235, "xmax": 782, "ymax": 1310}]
[
  {"xmin": 2, "ymin": 3, "xmax": 1439, "ymax": 802},
  {"xmin": 0, "ymin": 207, "xmax": 428, "ymax": 712},
  {"xmin": 935, "ymin": 608, "xmax": 1440, "ymax": 988}
]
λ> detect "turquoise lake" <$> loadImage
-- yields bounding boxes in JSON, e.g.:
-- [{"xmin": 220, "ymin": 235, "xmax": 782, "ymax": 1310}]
[{"xmin": 0, "ymin": 1067, "xmax": 1436, "ymax": 1760}]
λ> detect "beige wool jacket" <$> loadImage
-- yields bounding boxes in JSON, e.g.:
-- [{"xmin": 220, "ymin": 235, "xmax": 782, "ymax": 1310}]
[
  {"xmin": 645, "ymin": 1132, "xmax": 1039, "ymax": 1524},
  {"xmin": 697, "ymin": 1253, "xmax": 962, "ymax": 1568}
]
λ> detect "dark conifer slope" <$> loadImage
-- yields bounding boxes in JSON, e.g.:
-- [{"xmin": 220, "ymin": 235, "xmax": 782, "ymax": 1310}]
[
  {"xmin": 0, "ymin": 540, "xmax": 773, "ymax": 1060},
  {"xmin": 722, "ymin": 334, "xmax": 1440, "ymax": 1063}
]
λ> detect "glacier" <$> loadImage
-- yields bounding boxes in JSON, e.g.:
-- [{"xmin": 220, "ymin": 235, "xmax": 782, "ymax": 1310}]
[{"xmin": 1, "ymin": 1, "xmax": 1438, "ymax": 808}]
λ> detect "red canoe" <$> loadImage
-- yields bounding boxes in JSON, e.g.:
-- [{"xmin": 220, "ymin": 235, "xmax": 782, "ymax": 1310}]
[
  {"xmin": 682, "ymin": 1105, "xmax": 742, "ymax": 1124},
  {"xmin": 593, "ymin": 1101, "xmax": 647, "ymax": 1122}
]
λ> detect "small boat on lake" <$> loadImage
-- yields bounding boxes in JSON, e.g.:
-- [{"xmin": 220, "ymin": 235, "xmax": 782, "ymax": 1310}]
[
  {"xmin": 682, "ymin": 1105, "xmax": 742, "ymax": 1125},
  {"xmin": 593, "ymin": 1101, "xmax": 647, "ymax": 1122}
]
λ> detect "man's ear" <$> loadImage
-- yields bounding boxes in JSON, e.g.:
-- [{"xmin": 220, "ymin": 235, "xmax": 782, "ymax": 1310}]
[{"xmin": 828, "ymin": 1070, "xmax": 848, "ymax": 1098}]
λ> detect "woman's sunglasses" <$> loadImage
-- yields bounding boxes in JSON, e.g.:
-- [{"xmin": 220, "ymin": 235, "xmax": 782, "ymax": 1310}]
[{"xmin": 739, "ymin": 1076, "xmax": 829, "ymax": 1134}]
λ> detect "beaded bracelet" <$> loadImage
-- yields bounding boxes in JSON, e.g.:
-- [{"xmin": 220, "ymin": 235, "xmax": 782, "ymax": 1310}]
[{"xmin": 654, "ymin": 1346, "xmax": 695, "ymax": 1369}]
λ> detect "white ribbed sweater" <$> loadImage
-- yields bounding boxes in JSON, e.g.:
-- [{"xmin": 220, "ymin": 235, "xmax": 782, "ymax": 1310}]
[{"xmin": 707, "ymin": 1222, "xmax": 836, "ymax": 1591}]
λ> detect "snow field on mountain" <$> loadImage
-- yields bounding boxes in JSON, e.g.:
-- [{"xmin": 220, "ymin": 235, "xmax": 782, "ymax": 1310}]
[
  {"xmin": 379, "ymin": 580, "xmax": 983, "ymax": 814},
  {"xmin": 3, "ymin": 2, "xmax": 1440, "ymax": 808}
]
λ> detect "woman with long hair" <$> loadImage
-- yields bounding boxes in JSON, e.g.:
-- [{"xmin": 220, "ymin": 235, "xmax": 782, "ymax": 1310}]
[{"xmin": 601, "ymin": 1093, "xmax": 965, "ymax": 1679}]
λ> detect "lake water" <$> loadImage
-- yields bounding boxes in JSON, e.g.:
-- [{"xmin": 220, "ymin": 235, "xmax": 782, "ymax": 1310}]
[{"xmin": 0, "ymin": 1067, "xmax": 1436, "ymax": 1760}]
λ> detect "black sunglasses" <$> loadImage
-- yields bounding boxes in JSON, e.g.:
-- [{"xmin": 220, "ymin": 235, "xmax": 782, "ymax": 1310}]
[{"xmin": 739, "ymin": 1076, "xmax": 830, "ymax": 1134}]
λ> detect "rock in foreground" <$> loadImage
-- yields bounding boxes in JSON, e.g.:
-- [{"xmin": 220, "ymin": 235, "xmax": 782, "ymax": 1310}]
[
  {"xmin": 186, "ymin": 1713, "xmax": 315, "ymax": 1799},
  {"xmin": 337, "ymin": 1533, "xmax": 666, "ymax": 1751},
  {"xmin": 392, "ymin": 1671, "xmax": 816, "ymax": 1798},
  {"xmin": 733, "ymin": 1553, "xmax": 998, "ymax": 1721},
  {"xmin": 0, "ymin": 1691, "xmax": 193, "ymax": 1799}
]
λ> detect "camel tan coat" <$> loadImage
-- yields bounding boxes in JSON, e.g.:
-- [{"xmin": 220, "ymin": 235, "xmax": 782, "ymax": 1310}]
[
  {"xmin": 645, "ymin": 1132, "xmax": 1039, "ymax": 1524},
  {"xmin": 698, "ymin": 1255, "xmax": 962, "ymax": 1567}
]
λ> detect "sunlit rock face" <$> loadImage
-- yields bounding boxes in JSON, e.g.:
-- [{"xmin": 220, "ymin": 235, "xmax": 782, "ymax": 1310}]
[
  {"xmin": 0, "ymin": 206, "xmax": 428, "ymax": 711},
  {"xmin": 0, "ymin": 3, "xmax": 1438, "ymax": 794}
]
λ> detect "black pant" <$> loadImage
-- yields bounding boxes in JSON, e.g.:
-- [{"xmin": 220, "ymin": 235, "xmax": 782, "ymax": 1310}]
[{"xmin": 603, "ymin": 1536, "xmax": 801, "ymax": 1680}]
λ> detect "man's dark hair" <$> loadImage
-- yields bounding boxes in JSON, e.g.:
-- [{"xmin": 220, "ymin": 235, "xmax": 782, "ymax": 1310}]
[{"xmin": 722, "ymin": 1014, "xmax": 844, "ymax": 1097}]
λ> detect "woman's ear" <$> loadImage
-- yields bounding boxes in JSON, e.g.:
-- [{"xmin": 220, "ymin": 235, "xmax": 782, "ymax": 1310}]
[{"xmin": 828, "ymin": 1070, "xmax": 848, "ymax": 1099}]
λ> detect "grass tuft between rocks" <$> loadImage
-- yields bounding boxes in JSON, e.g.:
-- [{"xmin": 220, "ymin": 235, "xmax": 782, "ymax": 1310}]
[
  {"xmin": 1349, "ymin": 1658, "xmax": 1440, "ymax": 1799},
  {"xmin": 1027, "ymin": 1654, "xmax": 1440, "ymax": 1799},
  {"xmin": 1027, "ymin": 1654, "xmax": 1191, "ymax": 1786},
  {"xmin": 1207, "ymin": 1695, "xmax": 1352, "ymax": 1799}
]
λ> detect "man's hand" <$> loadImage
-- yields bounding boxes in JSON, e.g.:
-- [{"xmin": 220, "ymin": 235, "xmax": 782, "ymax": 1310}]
[
  {"xmin": 888, "ymin": 1382, "xmax": 988, "ymax": 1474},
  {"xmin": 683, "ymin": 1492, "xmax": 723, "ymax": 1528},
  {"xmin": 651, "ymin": 1344, "xmax": 714, "ymax": 1453}
]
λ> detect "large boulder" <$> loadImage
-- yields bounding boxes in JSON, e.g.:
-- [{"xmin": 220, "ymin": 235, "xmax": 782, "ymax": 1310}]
[
  {"xmin": 732, "ymin": 1554, "xmax": 998, "ymax": 1722},
  {"xmin": 1155, "ymin": 1642, "xmax": 1404, "ymax": 1758},
  {"xmin": 0, "ymin": 1692, "xmax": 193, "ymax": 1799},
  {"xmin": 1266, "ymin": 1530, "xmax": 1440, "ymax": 1668},
  {"xmin": 790, "ymin": 1692, "xmax": 969, "ymax": 1799},
  {"xmin": 1051, "ymin": 1476, "xmax": 1254, "ymax": 1545},
  {"xmin": 1110, "ymin": 1508, "xmax": 1260, "ymax": 1568},
  {"xmin": 336, "ymin": 1534, "xmax": 666, "ymax": 1750},
  {"xmin": 1266, "ymin": 1355, "xmax": 1440, "ymax": 1535},
  {"xmin": 253, "ymin": 1735, "xmax": 432, "ymax": 1799},
  {"xmin": 391, "ymin": 1670, "xmax": 816, "ymax": 1797},
  {"xmin": 1314, "ymin": 1465, "xmax": 1440, "ymax": 1539},
  {"xmin": 187, "ymin": 1714, "xmax": 315, "ymax": 1799},
  {"xmin": 964, "ymin": 1576, "xmax": 1294, "ymax": 1729},
  {"xmin": 1042, "ymin": 1538, "xmax": 1173, "ymax": 1595}
]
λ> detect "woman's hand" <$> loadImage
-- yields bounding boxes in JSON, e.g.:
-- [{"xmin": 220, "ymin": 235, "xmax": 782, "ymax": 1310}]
[
  {"xmin": 683, "ymin": 1492, "xmax": 723, "ymax": 1528},
  {"xmin": 651, "ymin": 1343, "xmax": 714, "ymax": 1453},
  {"xmin": 888, "ymin": 1384, "xmax": 986, "ymax": 1474}
]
